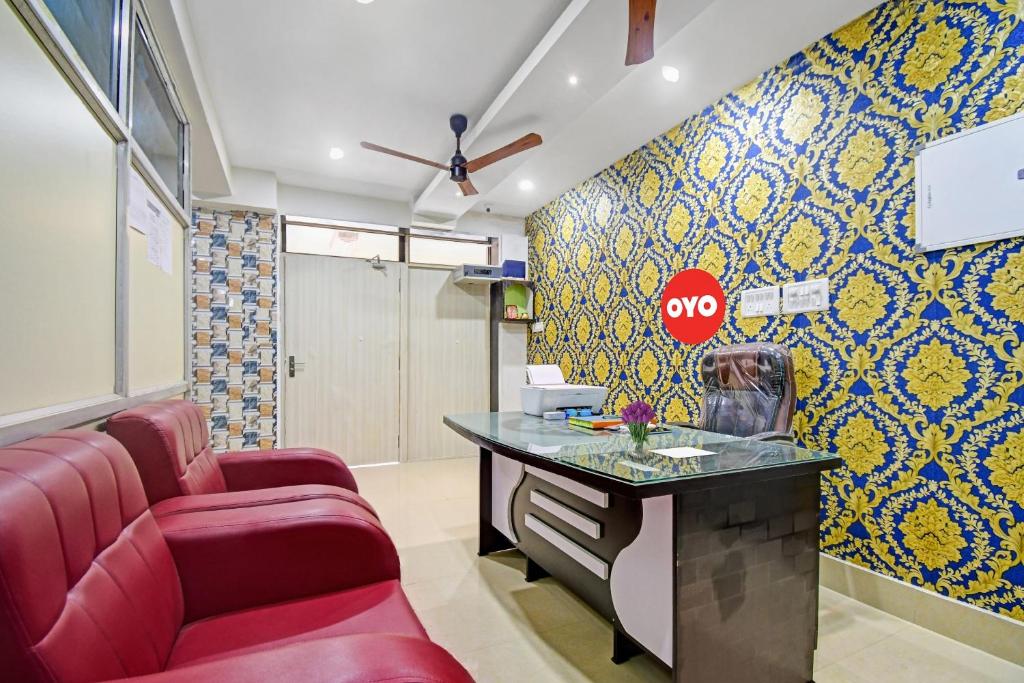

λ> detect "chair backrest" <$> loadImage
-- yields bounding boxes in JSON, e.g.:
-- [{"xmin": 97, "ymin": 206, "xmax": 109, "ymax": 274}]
[
  {"xmin": 0, "ymin": 431, "xmax": 184, "ymax": 682},
  {"xmin": 698, "ymin": 343, "xmax": 796, "ymax": 438},
  {"xmin": 106, "ymin": 400, "xmax": 227, "ymax": 505}
]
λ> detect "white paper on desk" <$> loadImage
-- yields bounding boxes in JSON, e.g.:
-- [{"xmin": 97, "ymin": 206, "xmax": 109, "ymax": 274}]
[{"xmin": 651, "ymin": 447, "xmax": 714, "ymax": 459}]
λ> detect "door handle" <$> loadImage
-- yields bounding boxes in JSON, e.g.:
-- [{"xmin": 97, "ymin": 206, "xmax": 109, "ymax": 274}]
[{"xmin": 288, "ymin": 355, "xmax": 306, "ymax": 378}]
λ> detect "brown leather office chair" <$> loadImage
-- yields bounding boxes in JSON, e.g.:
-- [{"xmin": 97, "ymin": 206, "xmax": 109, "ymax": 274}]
[{"xmin": 676, "ymin": 343, "xmax": 796, "ymax": 441}]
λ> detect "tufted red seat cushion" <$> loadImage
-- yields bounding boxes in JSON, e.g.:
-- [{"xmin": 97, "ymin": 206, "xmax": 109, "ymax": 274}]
[
  {"xmin": 106, "ymin": 400, "xmax": 366, "ymax": 510},
  {"xmin": 0, "ymin": 431, "xmax": 184, "ymax": 682},
  {"xmin": 166, "ymin": 580, "xmax": 426, "ymax": 669}
]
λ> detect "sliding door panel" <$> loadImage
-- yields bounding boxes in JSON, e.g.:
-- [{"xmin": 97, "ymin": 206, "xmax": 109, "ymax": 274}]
[{"xmin": 406, "ymin": 267, "xmax": 489, "ymax": 461}]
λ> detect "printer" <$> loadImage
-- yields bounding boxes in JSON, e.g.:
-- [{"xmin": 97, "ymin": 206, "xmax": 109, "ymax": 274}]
[{"xmin": 520, "ymin": 365, "xmax": 608, "ymax": 417}]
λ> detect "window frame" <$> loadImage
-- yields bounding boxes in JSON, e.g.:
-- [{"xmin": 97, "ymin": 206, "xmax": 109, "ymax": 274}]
[
  {"xmin": 0, "ymin": 0, "xmax": 192, "ymax": 446},
  {"xmin": 281, "ymin": 216, "xmax": 497, "ymax": 267}
]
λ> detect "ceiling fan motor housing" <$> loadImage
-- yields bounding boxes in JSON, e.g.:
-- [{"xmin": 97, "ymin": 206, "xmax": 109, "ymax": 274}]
[{"xmin": 450, "ymin": 163, "xmax": 468, "ymax": 182}]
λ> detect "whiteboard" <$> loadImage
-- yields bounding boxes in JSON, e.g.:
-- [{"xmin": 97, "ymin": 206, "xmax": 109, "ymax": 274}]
[{"xmin": 915, "ymin": 110, "xmax": 1024, "ymax": 252}]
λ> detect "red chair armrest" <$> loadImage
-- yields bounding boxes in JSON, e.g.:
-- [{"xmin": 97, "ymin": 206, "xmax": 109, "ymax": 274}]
[
  {"xmin": 114, "ymin": 635, "xmax": 474, "ymax": 683},
  {"xmin": 156, "ymin": 496, "xmax": 399, "ymax": 622},
  {"xmin": 219, "ymin": 448, "xmax": 359, "ymax": 493}
]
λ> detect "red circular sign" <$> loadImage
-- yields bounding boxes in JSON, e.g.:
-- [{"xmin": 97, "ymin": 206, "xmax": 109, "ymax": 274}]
[{"xmin": 660, "ymin": 269, "xmax": 726, "ymax": 344}]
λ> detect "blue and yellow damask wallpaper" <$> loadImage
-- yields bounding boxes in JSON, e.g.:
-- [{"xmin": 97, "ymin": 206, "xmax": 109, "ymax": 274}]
[{"xmin": 526, "ymin": 0, "xmax": 1024, "ymax": 620}]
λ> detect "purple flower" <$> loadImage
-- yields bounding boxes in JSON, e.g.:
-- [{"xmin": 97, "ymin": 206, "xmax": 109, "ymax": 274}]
[{"xmin": 622, "ymin": 400, "xmax": 655, "ymax": 425}]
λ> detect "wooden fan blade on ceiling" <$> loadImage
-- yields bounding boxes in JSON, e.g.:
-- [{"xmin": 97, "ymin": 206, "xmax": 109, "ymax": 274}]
[
  {"xmin": 625, "ymin": 0, "xmax": 656, "ymax": 66},
  {"xmin": 458, "ymin": 179, "xmax": 479, "ymax": 196},
  {"xmin": 359, "ymin": 141, "xmax": 449, "ymax": 171},
  {"xmin": 465, "ymin": 133, "xmax": 543, "ymax": 173}
]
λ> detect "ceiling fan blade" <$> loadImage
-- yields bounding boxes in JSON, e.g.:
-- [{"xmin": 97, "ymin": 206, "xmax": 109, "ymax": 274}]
[
  {"xmin": 458, "ymin": 179, "xmax": 479, "ymax": 196},
  {"xmin": 625, "ymin": 0, "xmax": 656, "ymax": 65},
  {"xmin": 360, "ymin": 141, "xmax": 449, "ymax": 170},
  {"xmin": 465, "ymin": 133, "xmax": 543, "ymax": 173}
]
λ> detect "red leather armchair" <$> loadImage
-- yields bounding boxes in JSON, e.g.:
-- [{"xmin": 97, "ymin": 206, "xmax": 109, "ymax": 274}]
[
  {"xmin": 106, "ymin": 400, "xmax": 368, "ymax": 509},
  {"xmin": 0, "ymin": 431, "xmax": 473, "ymax": 683}
]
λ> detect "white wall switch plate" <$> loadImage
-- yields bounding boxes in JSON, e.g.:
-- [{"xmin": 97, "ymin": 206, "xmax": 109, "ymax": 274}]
[
  {"xmin": 782, "ymin": 278, "xmax": 829, "ymax": 314},
  {"xmin": 531, "ymin": 321, "xmax": 545, "ymax": 333},
  {"xmin": 740, "ymin": 286, "xmax": 780, "ymax": 317}
]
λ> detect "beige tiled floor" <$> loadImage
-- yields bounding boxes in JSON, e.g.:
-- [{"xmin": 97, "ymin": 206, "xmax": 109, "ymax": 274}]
[{"xmin": 353, "ymin": 458, "xmax": 1024, "ymax": 682}]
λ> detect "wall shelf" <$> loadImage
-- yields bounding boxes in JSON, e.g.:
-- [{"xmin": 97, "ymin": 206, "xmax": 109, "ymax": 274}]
[{"xmin": 495, "ymin": 279, "xmax": 535, "ymax": 322}]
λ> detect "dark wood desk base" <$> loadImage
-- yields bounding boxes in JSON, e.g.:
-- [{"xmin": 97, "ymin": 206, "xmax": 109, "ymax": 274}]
[
  {"xmin": 674, "ymin": 472, "xmax": 820, "ymax": 682},
  {"xmin": 476, "ymin": 446, "xmax": 822, "ymax": 682}
]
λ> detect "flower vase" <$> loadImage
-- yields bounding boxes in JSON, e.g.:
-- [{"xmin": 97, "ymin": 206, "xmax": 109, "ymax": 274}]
[
  {"xmin": 627, "ymin": 423, "xmax": 649, "ymax": 455},
  {"xmin": 622, "ymin": 400, "xmax": 656, "ymax": 458}
]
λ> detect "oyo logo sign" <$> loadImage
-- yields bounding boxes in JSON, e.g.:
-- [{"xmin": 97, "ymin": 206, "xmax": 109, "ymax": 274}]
[{"xmin": 660, "ymin": 268, "xmax": 726, "ymax": 344}]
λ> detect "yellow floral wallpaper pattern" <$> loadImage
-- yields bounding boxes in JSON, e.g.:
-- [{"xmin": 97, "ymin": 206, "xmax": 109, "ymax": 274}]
[{"xmin": 526, "ymin": 0, "xmax": 1024, "ymax": 620}]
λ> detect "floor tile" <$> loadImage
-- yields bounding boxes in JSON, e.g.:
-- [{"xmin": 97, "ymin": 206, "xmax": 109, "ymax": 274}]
[{"xmin": 352, "ymin": 458, "xmax": 1024, "ymax": 682}]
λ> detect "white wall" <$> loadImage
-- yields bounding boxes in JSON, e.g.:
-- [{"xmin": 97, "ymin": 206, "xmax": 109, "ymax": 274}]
[
  {"xmin": 278, "ymin": 183, "xmax": 412, "ymax": 227},
  {"xmin": 458, "ymin": 211, "xmax": 526, "ymax": 237},
  {"xmin": 200, "ymin": 166, "xmax": 278, "ymax": 213}
]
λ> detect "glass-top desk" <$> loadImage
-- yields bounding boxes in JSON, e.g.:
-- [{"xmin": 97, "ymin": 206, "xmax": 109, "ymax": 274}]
[
  {"xmin": 445, "ymin": 412, "xmax": 843, "ymax": 682},
  {"xmin": 444, "ymin": 412, "xmax": 840, "ymax": 496}
]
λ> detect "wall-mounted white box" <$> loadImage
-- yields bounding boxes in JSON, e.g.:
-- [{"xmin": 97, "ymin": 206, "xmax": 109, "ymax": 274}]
[
  {"xmin": 782, "ymin": 278, "xmax": 829, "ymax": 314},
  {"xmin": 741, "ymin": 286, "xmax": 780, "ymax": 317}
]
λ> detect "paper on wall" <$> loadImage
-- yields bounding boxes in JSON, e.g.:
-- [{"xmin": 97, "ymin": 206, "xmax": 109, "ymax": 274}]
[
  {"xmin": 128, "ymin": 169, "xmax": 173, "ymax": 274},
  {"xmin": 127, "ymin": 171, "xmax": 151, "ymax": 235},
  {"xmin": 148, "ymin": 209, "xmax": 173, "ymax": 274}
]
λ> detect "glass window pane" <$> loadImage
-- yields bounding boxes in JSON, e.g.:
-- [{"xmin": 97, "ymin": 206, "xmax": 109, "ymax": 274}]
[
  {"xmin": 131, "ymin": 23, "xmax": 182, "ymax": 203},
  {"xmin": 409, "ymin": 237, "xmax": 490, "ymax": 266},
  {"xmin": 2, "ymin": 1, "xmax": 117, "ymax": 414},
  {"xmin": 43, "ymin": 0, "xmax": 119, "ymax": 101},
  {"xmin": 285, "ymin": 224, "xmax": 399, "ymax": 261}
]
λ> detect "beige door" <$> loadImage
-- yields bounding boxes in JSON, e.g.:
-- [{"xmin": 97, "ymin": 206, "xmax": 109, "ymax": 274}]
[
  {"xmin": 282, "ymin": 253, "xmax": 400, "ymax": 465},
  {"xmin": 406, "ymin": 267, "xmax": 489, "ymax": 461}
]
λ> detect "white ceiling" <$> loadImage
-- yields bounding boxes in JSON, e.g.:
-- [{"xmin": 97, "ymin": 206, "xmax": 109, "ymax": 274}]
[{"xmin": 179, "ymin": 0, "xmax": 883, "ymax": 219}]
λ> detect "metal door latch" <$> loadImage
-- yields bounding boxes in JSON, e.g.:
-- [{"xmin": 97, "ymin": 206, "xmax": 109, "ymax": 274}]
[{"xmin": 288, "ymin": 356, "xmax": 306, "ymax": 378}]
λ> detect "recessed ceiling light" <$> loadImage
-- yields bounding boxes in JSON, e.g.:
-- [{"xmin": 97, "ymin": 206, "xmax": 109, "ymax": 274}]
[
  {"xmin": 355, "ymin": 0, "xmax": 374, "ymax": 4},
  {"xmin": 661, "ymin": 65, "xmax": 680, "ymax": 83},
  {"xmin": 568, "ymin": 74, "xmax": 579, "ymax": 86},
  {"xmin": 329, "ymin": 147, "xmax": 344, "ymax": 160},
  {"xmin": 518, "ymin": 179, "xmax": 535, "ymax": 192}
]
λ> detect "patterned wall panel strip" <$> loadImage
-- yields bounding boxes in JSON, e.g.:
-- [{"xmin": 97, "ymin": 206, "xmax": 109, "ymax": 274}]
[{"xmin": 191, "ymin": 208, "xmax": 278, "ymax": 452}]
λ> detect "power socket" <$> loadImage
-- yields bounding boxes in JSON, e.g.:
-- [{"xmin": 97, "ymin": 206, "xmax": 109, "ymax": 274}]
[
  {"xmin": 782, "ymin": 278, "xmax": 829, "ymax": 314},
  {"xmin": 741, "ymin": 286, "xmax": 780, "ymax": 317}
]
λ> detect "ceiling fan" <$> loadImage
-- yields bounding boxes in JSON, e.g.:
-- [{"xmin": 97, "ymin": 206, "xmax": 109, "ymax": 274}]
[
  {"xmin": 360, "ymin": 114, "xmax": 542, "ymax": 197},
  {"xmin": 625, "ymin": 0, "xmax": 656, "ymax": 65}
]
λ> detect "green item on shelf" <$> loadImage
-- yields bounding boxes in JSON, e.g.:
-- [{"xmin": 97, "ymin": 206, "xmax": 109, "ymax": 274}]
[{"xmin": 504, "ymin": 282, "xmax": 532, "ymax": 319}]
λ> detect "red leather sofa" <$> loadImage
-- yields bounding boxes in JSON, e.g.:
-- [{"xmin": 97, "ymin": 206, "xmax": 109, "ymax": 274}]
[
  {"xmin": 0, "ymin": 431, "xmax": 473, "ymax": 682},
  {"xmin": 106, "ymin": 400, "xmax": 373, "ymax": 512}
]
